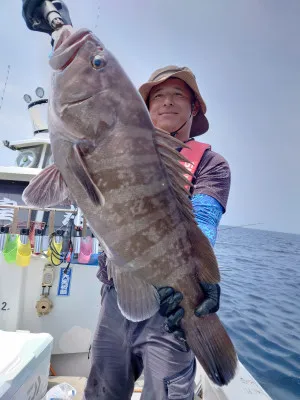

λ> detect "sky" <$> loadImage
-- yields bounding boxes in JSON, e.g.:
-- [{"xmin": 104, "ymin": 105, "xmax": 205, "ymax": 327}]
[{"xmin": 0, "ymin": 1, "xmax": 300, "ymax": 234}]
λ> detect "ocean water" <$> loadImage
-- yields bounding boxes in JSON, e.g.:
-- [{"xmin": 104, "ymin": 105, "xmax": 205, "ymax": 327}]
[{"xmin": 215, "ymin": 227, "xmax": 300, "ymax": 400}]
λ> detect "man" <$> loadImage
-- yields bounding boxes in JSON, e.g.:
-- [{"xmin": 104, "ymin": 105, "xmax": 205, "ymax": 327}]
[
  {"xmin": 87, "ymin": 66, "xmax": 230, "ymax": 400},
  {"xmin": 22, "ymin": 2, "xmax": 231, "ymax": 399}
]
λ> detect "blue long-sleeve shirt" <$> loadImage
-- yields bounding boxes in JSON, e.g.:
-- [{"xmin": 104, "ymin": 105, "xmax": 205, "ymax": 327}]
[{"xmin": 191, "ymin": 193, "xmax": 224, "ymax": 247}]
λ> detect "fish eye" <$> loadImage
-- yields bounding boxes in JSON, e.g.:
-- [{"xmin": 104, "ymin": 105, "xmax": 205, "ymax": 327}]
[{"xmin": 91, "ymin": 55, "xmax": 106, "ymax": 70}]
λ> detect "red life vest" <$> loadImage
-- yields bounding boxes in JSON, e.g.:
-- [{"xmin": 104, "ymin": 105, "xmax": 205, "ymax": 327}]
[{"xmin": 180, "ymin": 140, "xmax": 211, "ymax": 188}]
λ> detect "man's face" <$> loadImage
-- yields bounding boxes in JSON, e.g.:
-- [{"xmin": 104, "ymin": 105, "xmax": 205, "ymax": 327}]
[{"xmin": 148, "ymin": 78, "xmax": 194, "ymax": 134}]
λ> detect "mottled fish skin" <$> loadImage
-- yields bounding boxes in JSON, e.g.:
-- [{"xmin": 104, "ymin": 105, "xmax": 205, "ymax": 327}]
[
  {"xmin": 23, "ymin": 25, "xmax": 238, "ymax": 386},
  {"xmin": 49, "ymin": 27, "xmax": 191, "ymax": 276}
]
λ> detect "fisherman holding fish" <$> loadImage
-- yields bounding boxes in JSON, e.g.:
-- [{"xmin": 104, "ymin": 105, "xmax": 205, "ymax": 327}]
[
  {"xmin": 90, "ymin": 67, "xmax": 233, "ymax": 399},
  {"xmin": 22, "ymin": 1, "xmax": 234, "ymax": 399}
]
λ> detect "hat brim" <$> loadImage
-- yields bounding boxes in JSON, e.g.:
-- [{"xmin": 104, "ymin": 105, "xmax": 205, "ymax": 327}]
[{"xmin": 139, "ymin": 71, "xmax": 209, "ymax": 137}]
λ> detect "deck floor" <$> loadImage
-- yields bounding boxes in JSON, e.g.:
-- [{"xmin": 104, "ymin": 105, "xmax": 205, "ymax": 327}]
[{"xmin": 47, "ymin": 375, "xmax": 202, "ymax": 399}]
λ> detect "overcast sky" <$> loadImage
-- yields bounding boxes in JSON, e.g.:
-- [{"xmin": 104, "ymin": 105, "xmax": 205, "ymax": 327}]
[{"xmin": 0, "ymin": 1, "xmax": 299, "ymax": 234}]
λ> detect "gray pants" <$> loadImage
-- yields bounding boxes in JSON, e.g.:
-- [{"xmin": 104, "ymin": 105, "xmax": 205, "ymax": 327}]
[{"xmin": 83, "ymin": 284, "xmax": 196, "ymax": 400}]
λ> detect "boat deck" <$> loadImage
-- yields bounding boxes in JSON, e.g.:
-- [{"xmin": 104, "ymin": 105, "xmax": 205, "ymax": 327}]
[
  {"xmin": 47, "ymin": 375, "xmax": 202, "ymax": 399},
  {"xmin": 47, "ymin": 360, "xmax": 273, "ymax": 400}
]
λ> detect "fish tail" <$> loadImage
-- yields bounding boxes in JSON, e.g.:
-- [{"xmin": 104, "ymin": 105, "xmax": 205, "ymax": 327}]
[{"xmin": 182, "ymin": 314, "xmax": 238, "ymax": 386}]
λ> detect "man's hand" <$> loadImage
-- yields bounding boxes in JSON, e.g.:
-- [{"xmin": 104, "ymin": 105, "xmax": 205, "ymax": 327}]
[
  {"xmin": 157, "ymin": 283, "xmax": 220, "ymax": 347},
  {"xmin": 22, "ymin": 0, "xmax": 72, "ymax": 34}
]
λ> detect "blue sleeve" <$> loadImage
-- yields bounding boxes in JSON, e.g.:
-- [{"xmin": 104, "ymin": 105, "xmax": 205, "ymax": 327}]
[{"xmin": 191, "ymin": 193, "xmax": 224, "ymax": 247}]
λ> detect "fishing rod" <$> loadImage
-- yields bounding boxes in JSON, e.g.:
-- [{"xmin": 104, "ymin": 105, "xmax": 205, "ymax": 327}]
[{"xmin": 219, "ymin": 223, "xmax": 263, "ymax": 231}]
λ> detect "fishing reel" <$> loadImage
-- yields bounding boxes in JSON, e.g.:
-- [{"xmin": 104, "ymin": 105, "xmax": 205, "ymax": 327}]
[{"xmin": 22, "ymin": 0, "xmax": 72, "ymax": 34}]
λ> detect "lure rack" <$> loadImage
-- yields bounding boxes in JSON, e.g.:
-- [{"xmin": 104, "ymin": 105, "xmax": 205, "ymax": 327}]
[
  {"xmin": 0, "ymin": 204, "xmax": 101, "ymax": 268},
  {"xmin": 0, "ymin": 204, "xmax": 102, "ymax": 317}
]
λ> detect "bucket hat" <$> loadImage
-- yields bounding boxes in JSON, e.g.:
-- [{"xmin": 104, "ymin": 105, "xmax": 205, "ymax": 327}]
[{"xmin": 139, "ymin": 66, "xmax": 209, "ymax": 136}]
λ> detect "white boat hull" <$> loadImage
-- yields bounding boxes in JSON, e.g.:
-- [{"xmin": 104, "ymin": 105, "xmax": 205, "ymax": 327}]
[{"xmin": 0, "ymin": 169, "xmax": 272, "ymax": 399}]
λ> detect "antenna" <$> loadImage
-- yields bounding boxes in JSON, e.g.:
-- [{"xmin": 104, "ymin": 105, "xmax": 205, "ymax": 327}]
[{"xmin": 0, "ymin": 65, "xmax": 11, "ymax": 113}]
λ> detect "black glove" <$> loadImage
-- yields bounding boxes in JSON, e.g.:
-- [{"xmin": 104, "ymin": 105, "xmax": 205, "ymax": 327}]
[
  {"xmin": 157, "ymin": 283, "xmax": 221, "ymax": 347},
  {"xmin": 22, "ymin": 0, "xmax": 72, "ymax": 34}
]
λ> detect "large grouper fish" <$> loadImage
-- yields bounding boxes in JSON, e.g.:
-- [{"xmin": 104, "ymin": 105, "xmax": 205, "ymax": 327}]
[{"xmin": 23, "ymin": 25, "xmax": 237, "ymax": 385}]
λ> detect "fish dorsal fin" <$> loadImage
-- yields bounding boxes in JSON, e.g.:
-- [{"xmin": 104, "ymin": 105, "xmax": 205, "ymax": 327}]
[
  {"xmin": 154, "ymin": 128, "xmax": 220, "ymax": 283},
  {"xmin": 156, "ymin": 146, "xmax": 194, "ymax": 177},
  {"xmin": 154, "ymin": 128, "xmax": 196, "ymax": 226},
  {"xmin": 154, "ymin": 128, "xmax": 191, "ymax": 149}
]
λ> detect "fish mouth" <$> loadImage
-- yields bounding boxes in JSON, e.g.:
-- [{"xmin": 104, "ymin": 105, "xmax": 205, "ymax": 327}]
[
  {"xmin": 54, "ymin": 28, "xmax": 90, "ymax": 51},
  {"xmin": 60, "ymin": 50, "xmax": 79, "ymax": 70},
  {"xmin": 53, "ymin": 28, "xmax": 92, "ymax": 71},
  {"xmin": 61, "ymin": 32, "xmax": 91, "ymax": 70}
]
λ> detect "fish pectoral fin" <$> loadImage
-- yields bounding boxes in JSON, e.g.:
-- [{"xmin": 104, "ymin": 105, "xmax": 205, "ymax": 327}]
[
  {"xmin": 22, "ymin": 164, "xmax": 71, "ymax": 208},
  {"xmin": 107, "ymin": 260, "xmax": 160, "ymax": 322},
  {"xmin": 66, "ymin": 142, "xmax": 104, "ymax": 206},
  {"xmin": 154, "ymin": 128, "xmax": 220, "ymax": 283}
]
